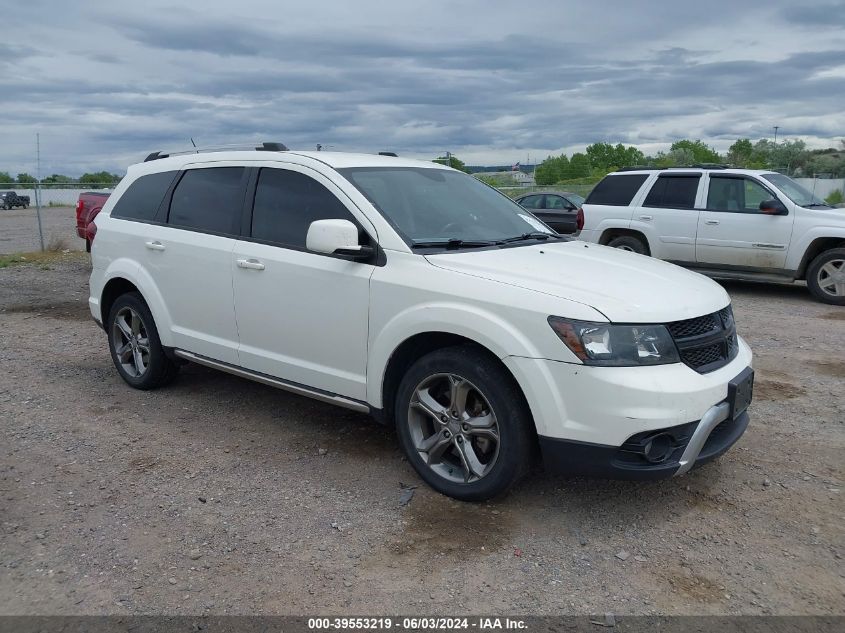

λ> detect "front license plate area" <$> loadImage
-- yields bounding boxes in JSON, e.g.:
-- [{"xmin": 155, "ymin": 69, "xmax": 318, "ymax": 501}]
[{"xmin": 728, "ymin": 367, "xmax": 754, "ymax": 419}]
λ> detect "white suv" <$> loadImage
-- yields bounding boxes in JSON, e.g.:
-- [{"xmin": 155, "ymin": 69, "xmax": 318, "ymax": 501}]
[
  {"xmin": 580, "ymin": 167, "xmax": 845, "ymax": 304},
  {"xmin": 89, "ymin": 145, "xmax": 754, "ymax": 501}
]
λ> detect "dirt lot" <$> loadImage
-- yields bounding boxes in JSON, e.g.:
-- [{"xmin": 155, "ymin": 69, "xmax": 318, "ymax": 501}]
[
  {"xmin": 0, "ymin": 207, "xmax": 82, "ymax": 255},
  {"xmin": 0, "ymin": 253, "xmax": 843, "ymax": 616}
]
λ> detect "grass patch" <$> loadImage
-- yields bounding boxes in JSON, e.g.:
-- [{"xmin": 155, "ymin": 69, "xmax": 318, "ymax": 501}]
[{"xmin": 0, "ymin": 250, "xmax": 87, "ymax": 269}]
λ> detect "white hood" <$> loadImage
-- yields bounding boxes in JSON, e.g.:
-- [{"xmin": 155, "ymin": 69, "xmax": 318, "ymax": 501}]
[{"xmin": 425, "ymin": 241, "xmax": 730, "ymax": 323}]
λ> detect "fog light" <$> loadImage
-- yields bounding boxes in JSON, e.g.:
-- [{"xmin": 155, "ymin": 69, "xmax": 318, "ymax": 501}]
[{"xmin": 643, "ymin": 433, "xmax": 674, "ymax": 463}]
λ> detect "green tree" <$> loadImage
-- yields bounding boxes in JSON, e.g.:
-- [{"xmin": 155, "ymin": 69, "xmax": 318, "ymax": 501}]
[
  {"xmin": 16, "ymin": 173, "xmax": 37, "ymax": 184},
  {"xmin": 433, "ymin": 155, "xmax": 469, "ymax": 173},
  {"xmin": 0, "ymin": 171, "xmax": 12, "ymax": 184},
  {"xmin": 727, "ymin": 139, "xmax": 754, "ymax": 167},
  {"xmin": 586, "ymin": 143, "xmax": 644, "ymax": 171},
  {"xmin": 534, "ymin": 156, "xmax": 560, "ymax": 185},
  {"xmin": 567, "ymin": 153, "xmax": 591, "ymax": 178},
  {"xmin": 669, "ymin": 139, "xmax": 722, "ymax": 164},
  {"xmin": 80, "ymin": 171, "xmax": 121, "ymax": 186}
]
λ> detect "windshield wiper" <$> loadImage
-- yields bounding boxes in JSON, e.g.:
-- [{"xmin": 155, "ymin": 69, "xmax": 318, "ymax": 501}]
[
  {"xmin": 499, "ymin": 231, "xmax": 555, "ymax": 244},
  {"xmin": 411, "ymin": 238, "xmax": 497, "ymax": 249},
  {"xmin": 803, "ymin": 203, "xmax": 832, "ymax": 208}
]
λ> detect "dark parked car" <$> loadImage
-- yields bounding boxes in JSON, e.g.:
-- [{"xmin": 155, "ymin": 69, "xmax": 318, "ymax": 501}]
[
  {"xmin": 515, "ymin": 191, "xmax": 584, "ymax": 234},
  {"xmin": 0, "ymin": 191, "xmax": 30, "ymax": 209}
]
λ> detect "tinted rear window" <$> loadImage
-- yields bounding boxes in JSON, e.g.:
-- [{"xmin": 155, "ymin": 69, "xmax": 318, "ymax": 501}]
[
  {"xmin": 643, "ymin": 175, "xmax": 700, "ymax": 209},
  {"xmin": 585, "ymin": 174, "xmax": 648, "ymax": 206},
  {"xmin": 111, "ymin": 171, "xmax": 178, "ymax": 221},
  {"xmin": 168, "ymin": 167, "xmax": 245, "ymax": 234}
]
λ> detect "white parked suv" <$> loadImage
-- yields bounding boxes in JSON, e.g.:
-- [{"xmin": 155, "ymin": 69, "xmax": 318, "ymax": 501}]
[
  {"xmin": 89, "ymin": 145, "xmax": 754, "ymax": 501},
  {"xmin": 579, "ymin": 167, "xmax": 845, "ymax": 304}
]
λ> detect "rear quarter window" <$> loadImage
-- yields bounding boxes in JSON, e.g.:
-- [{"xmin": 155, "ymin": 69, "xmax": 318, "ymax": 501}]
[
  {"xmin": 111, "ymin": 171, "xmax": 178, "ymax": 221},
  {"xmin": 585, "ymin": 174, "xmax": 649, "ymax": 206}
]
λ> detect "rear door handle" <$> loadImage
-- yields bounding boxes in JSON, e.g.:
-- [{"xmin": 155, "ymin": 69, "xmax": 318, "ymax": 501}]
[
  {"xmin": 237, "ymin": 258, "xmax": 265, "ymax": 271},
  {"xmin": 145, "ymin": 241, "xmax": 165, "ymax": 251},
  {"xmin": 704, "ymin": 220, "xmax": 720, "ymax": 225},
  {"xmin": 638, "ymin": 215, "xmax": 653, "ymax": 221}
]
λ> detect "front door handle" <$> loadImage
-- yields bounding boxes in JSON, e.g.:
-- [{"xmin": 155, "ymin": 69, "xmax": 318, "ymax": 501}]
[
  {"xmin": 237, "ymin": 258, "xmax": 265, "ymax": 271},
  {"xmin": 704, "ymin": 220, "xmax": 720, "ymax": 226},
  {"xmin": 638, "ymin": 215, "xmax": 653, "ymax": 221},
  {"xmin": 145, "ymin": 241, "xmax": 166, "ymax": 251}
]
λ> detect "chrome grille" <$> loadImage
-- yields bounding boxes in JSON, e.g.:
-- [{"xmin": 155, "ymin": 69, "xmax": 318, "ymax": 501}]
[{"xmin": 668, "ymin": 305, "xmax": 738, "ymax": 374}]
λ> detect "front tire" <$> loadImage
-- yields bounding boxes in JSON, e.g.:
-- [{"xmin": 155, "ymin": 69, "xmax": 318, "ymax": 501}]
[
  {"xmin": 807, "ymin": 248, "xmax": 845, "ymax": 305},
  {"xmin": 107, "ymin": 292, "xmax": 178, "ymax": 389},
  {"xmin": 394, "ymin": 346, "xmax": 534, "ymax": 501},
  {"xmin": 607, "ymin": 235, "xmax": 648, "ymax": 254}
]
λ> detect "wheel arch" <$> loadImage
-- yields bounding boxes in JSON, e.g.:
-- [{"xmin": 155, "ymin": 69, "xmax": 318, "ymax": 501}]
[
  {"xmin": 98, "ymin": 262, "xmax": 174, "ymax": 346},
  {"xmin": 796, "ymin": 236, "xmax": 845, "ymax": 280},
  {"xmin": 598, "ymin": 227, "xmax": 652, "ymax": 255}
]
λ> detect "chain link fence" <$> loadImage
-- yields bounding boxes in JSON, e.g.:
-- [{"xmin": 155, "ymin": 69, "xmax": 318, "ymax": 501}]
[{"xmin": 0, "ymin": 182, "xmax": 115, "ymax": 254}]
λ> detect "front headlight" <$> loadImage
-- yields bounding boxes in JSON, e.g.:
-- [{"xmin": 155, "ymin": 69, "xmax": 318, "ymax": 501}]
[{"xmin": 548, "ymin": 317, "xmax": 680, "ymax": 366}]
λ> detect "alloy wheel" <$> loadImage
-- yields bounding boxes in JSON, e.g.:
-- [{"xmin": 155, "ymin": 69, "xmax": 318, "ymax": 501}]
[
  {"xmin": 407, "ymin": 373, "xmax": 500, "ymax": 483},
  {"xmin": 817, "ymin": 259, "xmax": 845, "ymax": 298},
  {"xmin": 112, "ymin": 306, "xmax": 150, "ymax": 378}
]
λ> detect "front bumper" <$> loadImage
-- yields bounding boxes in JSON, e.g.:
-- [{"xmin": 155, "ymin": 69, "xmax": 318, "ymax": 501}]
[{"xmin": 538, "ymin": 404, "xmax": 749, "ymax": 480}]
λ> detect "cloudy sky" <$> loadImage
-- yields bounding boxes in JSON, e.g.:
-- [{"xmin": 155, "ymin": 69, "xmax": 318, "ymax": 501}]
[{"xmin": 1, "ymin": 0, "xmax": 844, "ymax": 176}]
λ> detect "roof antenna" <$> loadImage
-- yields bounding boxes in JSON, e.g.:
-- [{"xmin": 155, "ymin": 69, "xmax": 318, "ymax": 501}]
[{"xmin": 190, "ymin": 137, "xmax": 197, "ymax": 152}]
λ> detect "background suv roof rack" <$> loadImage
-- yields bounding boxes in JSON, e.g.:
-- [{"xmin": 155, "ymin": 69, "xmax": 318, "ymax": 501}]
[
  {"xmin": 378, "ymin": 151, "xmax": 398, "ymax": 157},
  {"xmin": 617, "ymin": 163, "xmax": 732, "ymax": 172},
  {"xmin": 144, "ymin": 141, "xmax": 289, "ymax": 162}
]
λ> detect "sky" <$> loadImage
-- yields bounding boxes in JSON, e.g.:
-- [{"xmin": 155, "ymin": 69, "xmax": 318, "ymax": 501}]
[{"xmin": 1, "ymin": 0, "xmax": 844, "ymax": 176}]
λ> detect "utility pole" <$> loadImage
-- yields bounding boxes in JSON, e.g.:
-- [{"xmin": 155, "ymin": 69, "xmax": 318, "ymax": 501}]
[
  {"xmin": 35, "ymin": 133, "xmax": 45, "ymax": 251},
  {"xmin": 773, "ymin": 126, "xmax": 779, "ymax": 144}
]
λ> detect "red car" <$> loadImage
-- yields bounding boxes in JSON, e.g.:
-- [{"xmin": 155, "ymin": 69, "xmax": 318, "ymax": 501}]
[{"xmin": 75, "ymin": 192, "xmax": 110, "ymax": 251}]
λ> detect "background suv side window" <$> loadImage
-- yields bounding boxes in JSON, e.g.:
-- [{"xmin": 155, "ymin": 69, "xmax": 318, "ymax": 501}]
[
  {"xmin": 168, "ymin": 167, "xmax": 245, "ymax": 233},
  {"xmin": 707, "ymin": 177, "xmax": 771, "ymax": 213},
  {"xmin": 643, "ymin": 175, "xmax": 700, "ymax": 209},
  {"xmin": 585, "ymin": 174, "xmax": 648, "ymax": 206},
  {"xmin": 251, "ymin": 168, "xmax": 360, "ymax": 248}
]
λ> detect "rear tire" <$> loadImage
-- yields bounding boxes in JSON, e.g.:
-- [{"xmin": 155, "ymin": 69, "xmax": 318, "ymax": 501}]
[
  {"xmin": 107, "ymin": 292, "xmax": 179, "ymax": 389},
  {"xmin": 607, "ymin": 235, "xmax": 648, "ymax": 255},
  {"xmin": 806, "ymin": 248, "xmax": 845, "ymax": 305},
  {"xmin": 394, "ymin": 345, "xmax": 534, "ymax": 501}
]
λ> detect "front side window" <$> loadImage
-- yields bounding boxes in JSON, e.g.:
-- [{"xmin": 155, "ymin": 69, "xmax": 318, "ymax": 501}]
[
  {"xmin": 585, "ymin": 174, "xmax": 649, "ymax": 206},
  {"xmin": 546, "ymin": 196, "xmax": 570, "ymax": 210},
  {"xmin": 168, "ymin": 167, "xmax": 245, "ymax": 233},
  {"xmin": 112, "ymin": 171, "xmax": 178, "ymax": 221},
  {"xmin": 707, "ymin": 177, "xmax": 773, "ymax": 213},
  {"xmin": 643, "ymin": 175, "xmax": 700, "ymax": 209},
  {"xmin": 339, "ymin": 167, "xmax": 554, "ymax": 246},
  {"xmin": 251, "ymin": 168, "xmax": 358, "ymax": 248}
]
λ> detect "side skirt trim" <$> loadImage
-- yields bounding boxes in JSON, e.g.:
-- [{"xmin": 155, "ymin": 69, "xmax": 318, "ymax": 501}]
[{"xmin": 173, "ymin": 349, "xmax": 370, "ymax": 413}]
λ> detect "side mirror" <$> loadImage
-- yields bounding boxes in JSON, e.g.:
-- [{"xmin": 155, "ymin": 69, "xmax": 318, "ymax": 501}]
[
  {"xmin": 759, "ymin": 199, "xmax": 788, "ymax": 216},
  {"xmin": 306, "ymin": 219, "xmax": 374, "ymax": 261}
]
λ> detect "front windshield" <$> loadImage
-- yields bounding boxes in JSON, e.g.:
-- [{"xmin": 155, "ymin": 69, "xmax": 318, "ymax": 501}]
[
  {"xmin": 762, "ymin": 173, "xmax": 830, "ymax": 208},
  {"xmin": 339, "ymin": 167, "xmax": 554, "ymax": 246}
]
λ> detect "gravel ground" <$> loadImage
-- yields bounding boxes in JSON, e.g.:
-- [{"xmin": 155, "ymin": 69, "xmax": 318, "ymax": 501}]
[
  {"xmin": 0, "ymin": 207, "xmax": 82, "ymax": 254},
  {"xmin": 0, "ymin": 253, "xmax": 843, "ymax": 616}
]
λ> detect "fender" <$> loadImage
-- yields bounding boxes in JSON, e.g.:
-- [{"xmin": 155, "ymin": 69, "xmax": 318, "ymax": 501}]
[
  {"xmin": 786, "ymin": 226, "xmax": 845, "ymax": 272},
  {"xmin": 367, "ymin": 301, "xmax": 552, "ymax": 409},
  {"xmin": 98, "ymin": 258, "xmax": 175, "ymax": 347}
]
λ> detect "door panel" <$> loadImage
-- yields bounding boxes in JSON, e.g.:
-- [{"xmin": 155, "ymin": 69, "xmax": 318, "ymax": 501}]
[
  {"xmin": 142, "ymin": 224, "xmax": 239, "ymax": 363},
  {"xmin": 232, "ymin": 242, "xmax": 372, "ymax": 399},
  {"xmin": 696, "ymin": 176, "xmax": 795, "ymax": 269},
  {"xmin": 638, "ymin": 175, "xmax": 702, "ymax": 262}
]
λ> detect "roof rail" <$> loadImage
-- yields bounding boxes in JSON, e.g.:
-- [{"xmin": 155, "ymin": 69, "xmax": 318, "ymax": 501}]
[
  {"xmin": 616, "ymin": 163, "xmax": 732, "ymax": 172},
  {"xmin": 143, "ymin": 141, "xmax": 289, "ymax": 162},
  {"xmin": 378, "ymin": 151, "xmax": 398, "ymax": 157}
]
